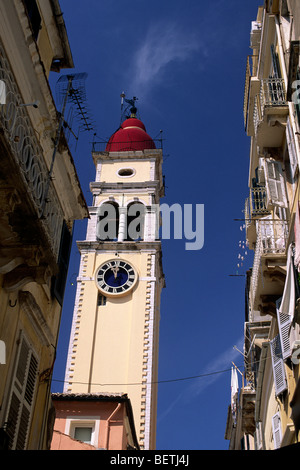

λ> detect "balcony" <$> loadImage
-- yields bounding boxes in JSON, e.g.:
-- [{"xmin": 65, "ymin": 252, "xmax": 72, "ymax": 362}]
[
  {"xmin": 250, "ymin": 218, "xmax": 288, "ymax": 313},
  {"xmin": 245, "ymin": 187, "xmax": 270, "ymax": 246},
  {"xmin": 0, "ymin": 37, "xmax": 68, "ymax": 296},
  {"xmin": 244, "ymin": 55, "xmax": 260, "ymax": 134},
  {"xmin": 250, "ymin": 187, "xmax": 270, "ymax": 217},
  {"xmin": 250, "ymin": 21, "xmax": 262, "ymax": 49},
  {"xmin": 253, "ymin": 78, "xmax": 289, "ymax": 147}
]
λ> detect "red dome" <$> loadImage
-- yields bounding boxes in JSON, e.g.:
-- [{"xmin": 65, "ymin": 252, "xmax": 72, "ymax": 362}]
[{"xmin": 106, "ymin": 117, "xmax": 156, "ymax": 152}]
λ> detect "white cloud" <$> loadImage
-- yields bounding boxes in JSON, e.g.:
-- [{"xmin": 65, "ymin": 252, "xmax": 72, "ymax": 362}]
[
  {"xmin": 158, "ymin": 336, "xmax": 244, "ymax": 423},
  {"xmin": 189, "ymin": 336, "xmax": 244, "ymax": 399},
  {"xmin": 130, "ymin": 20, "xmax": 202, "ymax": 96}
]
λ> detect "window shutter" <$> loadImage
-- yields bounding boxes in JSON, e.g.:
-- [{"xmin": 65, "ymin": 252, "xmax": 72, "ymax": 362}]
[
  {"xmin": 263, "ymin": 159, "xmax": 287, "ymax": 208},
  {"xmin": 53, "ymin": 221, "xmax": 72, "ymax": 305},
  {"xmin": 276, "ymin": 299, "xmax": 291, "ymax": 360},
  {"xmin": 254, "ymin": 422, "xmax": 263, "ymax": 450},
  {"xmin": 270, "ymin": 335, "xmax": 287, "ymax": 396},
  {"xmin": 5, "ymin": 335, "xmax": 38, "ymax": 450},
  {"xmin": 272, "ymin": 412, "xmax": 282, "ymax": 449},
  {"xmin": 276, "ymin": 246, "xmax": 295, "ymax": 360},
  {"xmin": 286, "ymin": 117, "xmax": 298, "ymax": 179},
  {"xmin": 24, "ymin": 0, "xmax": 42, "ymax": 40},
  {"xmin": 271, "ymin": 44, "xmax": 281, "ymax": 78}
]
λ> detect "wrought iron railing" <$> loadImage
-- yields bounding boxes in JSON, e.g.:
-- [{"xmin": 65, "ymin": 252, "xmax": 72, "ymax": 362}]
[
  {"xmin": 260, "ymin": 78, "xmax": 287, "ymax": 107},
  {"xmin": 260, "ymin": 219, "xmax": 288, "ymax": 254},
  {"xmin": 253, "ymin": 78, "xmax": 287, "ymax": 133},
  {"xmin": 249, "ymin": 219, "xmax": 288, "ymax": 310},
  {"xmin": 250, "ymin": 226, "xmax": 262, "ymax": 312},
  {"xmin": 249, "ymin": 187, "xmax": 269, "ymax": 216},
  {"xmin": 0, "ymin": 41, "xmax": 63, "ymax": 260}
]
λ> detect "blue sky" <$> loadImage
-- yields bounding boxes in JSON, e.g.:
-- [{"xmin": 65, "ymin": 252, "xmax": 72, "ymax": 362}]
[{"xmin": 50, "ymin": 0, "xmax": 262, "ymax": 450}]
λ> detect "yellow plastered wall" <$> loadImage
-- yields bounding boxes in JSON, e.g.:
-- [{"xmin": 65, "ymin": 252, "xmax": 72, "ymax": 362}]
[
  {"xmin": 99, "ymin": 160, "xmax": 151, "ymax": 183},
  {"xmin": 68, "ymin": 249, "xmax": 158, "ymax": 443}
]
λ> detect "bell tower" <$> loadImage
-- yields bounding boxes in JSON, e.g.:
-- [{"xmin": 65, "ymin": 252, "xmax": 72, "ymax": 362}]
[{"xmin": 63, "ymin": 102, "xmax": 165, "ymax": 450}]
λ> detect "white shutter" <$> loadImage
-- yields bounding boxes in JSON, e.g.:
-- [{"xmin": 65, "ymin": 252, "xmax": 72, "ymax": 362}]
[
  {"xmin": 270, "ymin": 335, "xmax": 287, "ymax": 396},
  {"xmin": 276, "ymin": 298, "xmax": 292, "ymax": 360},
  {"xmin": 272, "ymin": 412, "xmax": 282, "ymax": 449},
  {"xmin": 286, "ymin": 117, "xmax": 298, "ymax": 179},
  {"xmin": 263, "ymin": 159, "xmax": 287, "ymax": 208},
  {"xmin": 276, "ymin": 245, "xmax": 295, "ymax": 360},
  {"xmin": 5, "ymin": 335, "xmax": 38, "ymax": 450},
  {"xmin": 255, "ymin": 422, "xmax": 263, "ymax": 450}
]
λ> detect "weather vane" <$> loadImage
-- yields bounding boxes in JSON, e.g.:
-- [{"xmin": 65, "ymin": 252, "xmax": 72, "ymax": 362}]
[{"xmin": 120, "ymin": 92, "xmax": 138, "ymax": 123}]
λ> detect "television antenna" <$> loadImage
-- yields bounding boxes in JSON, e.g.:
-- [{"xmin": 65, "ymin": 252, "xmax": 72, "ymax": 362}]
[
  {"xmin": 41, "ymin": 73, "xmax": 94, "ymax": 217},
  {"xmin": 56, "ymin": 72, "xmax": 94, "ymax": 137}
]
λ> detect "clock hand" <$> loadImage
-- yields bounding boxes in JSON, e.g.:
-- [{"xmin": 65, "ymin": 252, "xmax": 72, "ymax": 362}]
[{"xmin": 111, "ymin": 266, "xmax": 119, "ymax": 279}]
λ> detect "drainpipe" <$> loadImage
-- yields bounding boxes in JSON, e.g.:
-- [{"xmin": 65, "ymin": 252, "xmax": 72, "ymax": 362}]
[{"xmin": 105, "ymin": 403, "xmax": 121, "ymax": 450}]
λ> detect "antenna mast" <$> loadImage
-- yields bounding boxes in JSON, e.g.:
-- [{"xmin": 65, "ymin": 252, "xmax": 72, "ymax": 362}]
[{"xmin": 41, "ymin": 73, "xmax": 94, "ymax": 217}]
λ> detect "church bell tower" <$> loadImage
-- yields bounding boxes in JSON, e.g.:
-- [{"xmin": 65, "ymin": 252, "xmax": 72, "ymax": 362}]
[{"xmin": 63, "ymin": 101, "xmax": 165, "ymax": 450}]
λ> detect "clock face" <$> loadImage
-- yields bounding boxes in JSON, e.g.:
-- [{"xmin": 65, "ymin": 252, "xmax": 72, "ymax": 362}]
[{"xmin": 95, "ymin": 260, "xmax": 137, "ymax": 296}]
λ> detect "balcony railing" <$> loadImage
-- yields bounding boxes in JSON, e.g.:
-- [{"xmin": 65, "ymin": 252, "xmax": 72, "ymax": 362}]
[
  {"xmin": 260, "ymin": 78, "xmax": 287, "ymax": 107},
  {"xmin": 259, "ymin": 219, "xmax": 288, "ymax": 254},
  {"xmin": 249, "ymin": 187, "xmax": 270, "ymax": 217},
  {"xmin": 243, "ymin": 55, "xmax": 259, "ymax": 128},
  {"xmin": 0, "ymin": 40, "xmax": 63, "ymax": 260},
  {"xmin": 250, "ymin": 219, "xmax": 288, "ymax": 310},
  {"xmin": 253, "ymin": 78, "xmax": 288, "ymax": 137}
]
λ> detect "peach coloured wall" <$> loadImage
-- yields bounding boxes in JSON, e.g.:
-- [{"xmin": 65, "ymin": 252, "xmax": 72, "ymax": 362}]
[
  {"xmin": 51, "ymin": 400, "xmax": 128, "ymax": 450},
  {"xmin": 51, "ymin": 430, "xmax": 96, "ymax": 450}
]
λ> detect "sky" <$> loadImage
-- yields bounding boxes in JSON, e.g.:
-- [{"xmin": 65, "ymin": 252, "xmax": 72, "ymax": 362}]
[{"xmin": 50, "ymin": 0, "xmax": 263, "ymax": 450}]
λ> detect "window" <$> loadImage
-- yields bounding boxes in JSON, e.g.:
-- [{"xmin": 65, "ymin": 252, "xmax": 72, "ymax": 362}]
[
  {"xmin": 270, "ymin": 334, "xmax": 287, "ymax": 396},
  {"xmin": 126, "ymin": 202, "xmax": 145, "ymax": 241},
  {"xmin": 272, "ymin": 412, "xmax": 282, "ymax": 449},
  {"xmin": 74, "ymin": 427, "xmax": 93, "ymax": 444},
  {"xmin": 97, "ymin": 202, "xmax": 119, "ymax": 241},
  {"xmin": 97, "ymin": 293, "xmax": 107, "ymax": 306},
  {"xmin": 271, "ymin": 44, "xmax": 281, "ymax": 78},
  {"xmin": 263, "ymin": 158, "xmax": 287, "ymax": 208},
  {"xmin": 5, "ymin": 335, "xmax": 38, "ymax": 450},
  {"xmin": 66, "ymin": 417, "xmax": 100, "ymax": 447},
  {"xmin": 24, "ymin": 0, "xmax": 42, "ymax": 40},
  {"xmin": 285, "ymin": 117, "xmax": 298, "ymax": 181},
  {"xmin": 117, "ymin": 168, "xmax": 135, "ymax": 178},
  {"xmin": 52, "ymin": 221, "xmax": 73, "ymax": 305},
  {"xmin": 96, "ymin": 201, "xmax": 146, "ymax": 242}
]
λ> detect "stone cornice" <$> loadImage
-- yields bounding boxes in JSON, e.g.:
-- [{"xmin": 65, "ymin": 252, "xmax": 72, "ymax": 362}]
[{"xmin": 77, "ymin": 240, "xmax": 162, "ymax": 252}]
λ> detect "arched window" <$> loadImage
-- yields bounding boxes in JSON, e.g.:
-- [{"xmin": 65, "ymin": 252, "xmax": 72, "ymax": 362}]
[
  {"xmin": 97, "ymin": 202, "xmax": 119, "ymax": 241},
  {"xmin": 126, "ymin": 202, "xmax": 145, "ymax": 241}
]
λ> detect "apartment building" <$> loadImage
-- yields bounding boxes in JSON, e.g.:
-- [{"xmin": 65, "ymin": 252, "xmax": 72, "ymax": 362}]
[
  {"xmin": 225, "ymin": 0, "xmax": 300, "ymax": 450},
  {"xmin": 0, "ymin": 0, "xmax": 88, "ymax": 449}
]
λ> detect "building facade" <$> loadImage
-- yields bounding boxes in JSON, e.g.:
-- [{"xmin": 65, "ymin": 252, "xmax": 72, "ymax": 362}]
[
  {"xmin": 0, "ymin": 0, "xmax": 88, "ymax": 450},
  {"xmin": 51, "ymin": 392, "xmax": 139, "ymax": 450},
  {"xmin": 60, "ymin": 104, "xmax": 165, "ymax": 450},
  {"xmin": 225, "ymin": 0, "xmax": 300, "ymax": 450}
]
